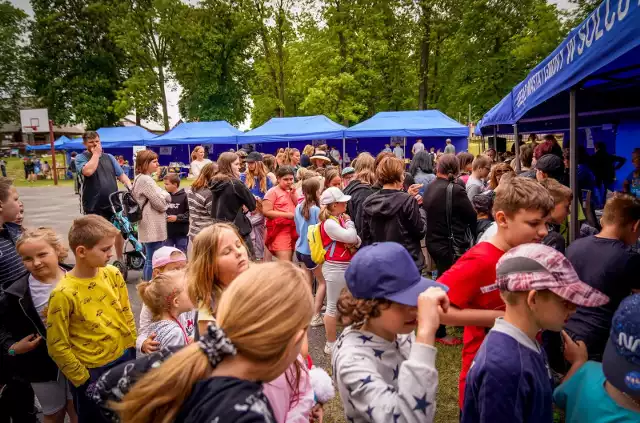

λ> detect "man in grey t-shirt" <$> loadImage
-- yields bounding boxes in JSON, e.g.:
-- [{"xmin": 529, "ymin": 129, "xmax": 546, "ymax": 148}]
[{"xmin": 444, "ymin": 138, "xmax": 456, "ymax": 154}]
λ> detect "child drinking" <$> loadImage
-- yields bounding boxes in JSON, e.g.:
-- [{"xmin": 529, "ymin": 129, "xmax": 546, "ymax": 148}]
[{"xmin": 137, "ymin": 270, "xmax": 194, "ymax": 349}]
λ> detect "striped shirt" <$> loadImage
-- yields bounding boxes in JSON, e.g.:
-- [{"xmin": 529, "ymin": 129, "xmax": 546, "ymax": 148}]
[
  {"xmin": 187, "ymin": 187, "xmax": 213, "ymax": 238},
  {"xmin": 0, "ymin": 223, "xmax": 27, "ymax": 288}
]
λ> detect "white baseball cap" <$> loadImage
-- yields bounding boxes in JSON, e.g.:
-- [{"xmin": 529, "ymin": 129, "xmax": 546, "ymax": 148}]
[
  {"xmin": 320, "ymin": 187, "xmax": 351, "ymax": 206},
  {"xmin": 152, "ymin": 246, "xmax": 187, "ymax": 269}
]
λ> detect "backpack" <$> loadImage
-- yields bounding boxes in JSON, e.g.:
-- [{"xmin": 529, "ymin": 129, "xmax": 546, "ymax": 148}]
[
  {"xmin": 122, "ymin": 177, "xmax": 147, "ymax": 223},
  {"xmin": 307, "ymin": 220, "xmax": 336, "ymax": 265}
]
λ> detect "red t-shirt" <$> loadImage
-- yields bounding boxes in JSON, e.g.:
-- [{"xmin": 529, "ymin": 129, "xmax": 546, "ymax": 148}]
[{"xmin": 437, "ymin": 241, "xmax": 506, "ymax": 409}]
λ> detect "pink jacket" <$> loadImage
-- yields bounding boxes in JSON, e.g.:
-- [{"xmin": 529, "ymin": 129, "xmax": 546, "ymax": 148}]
[{"xmin": 262, "ymin": 356, "xmax": 314, "ymax": 423}]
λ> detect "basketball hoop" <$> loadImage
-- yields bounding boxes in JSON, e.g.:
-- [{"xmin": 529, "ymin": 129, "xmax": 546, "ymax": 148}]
[{"xmin": 22, "ymin": 126, "xmax": 37, "ymax": 134}]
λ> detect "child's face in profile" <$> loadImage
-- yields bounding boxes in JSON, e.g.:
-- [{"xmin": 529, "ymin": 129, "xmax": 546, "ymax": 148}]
[
  {"xmin": 549, "ymin": 198, "xmax": 571, "ymax": 225},
  {"xmin": 529, "ymin": 290, "xmax": 577, "ymax": 332},
  {"xmin": 497, "ymin": 209, "xmax": 548, "ymax": 247},
  {"xmin": 81, "ymin": 236, "xmax": 115, "ymax": 268},
  {"xmin": 163, "ymin": 180, "xmax": 178, "ymax": 193},
  {"xmin": 0, "ymin": 186, "xmax": 21, "ymax": 224},
  {"xmin": 14, "ymin": 202, "xmax": 24, "ymax": 226},
  {"xmin": 374, "ymin": 302, "xmax": 418, "ymax": 335},
  {"xmin": 174, "ymin": 274, "xmax": 194, "ymax": 313}
]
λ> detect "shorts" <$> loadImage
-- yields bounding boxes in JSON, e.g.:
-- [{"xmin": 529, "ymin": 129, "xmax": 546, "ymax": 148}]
[
  {"xmin": 268, "ymin": 231, "xmax": 294, "ymax": 252},
  {"xmin": 296, "ymin": 251, "xmax": 318, "ymax": 270},
  {"xmin": 32, "ymin": 374, "xmax": 72, "ymax": 415}
]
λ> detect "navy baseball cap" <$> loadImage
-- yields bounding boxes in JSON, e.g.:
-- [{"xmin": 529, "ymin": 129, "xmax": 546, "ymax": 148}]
[
  {"xmin": 602, "ymin": 294, "xmax": 640, "ymax": 396},
  {"xmin": 345, "ymin": 242, "xmax": 447, "ymax": 307}
]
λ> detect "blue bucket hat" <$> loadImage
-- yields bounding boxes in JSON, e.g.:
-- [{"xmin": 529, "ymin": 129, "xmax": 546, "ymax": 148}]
[{"xmin": 345, "ymin": 242, "xmax": 447, "ymax": 307}]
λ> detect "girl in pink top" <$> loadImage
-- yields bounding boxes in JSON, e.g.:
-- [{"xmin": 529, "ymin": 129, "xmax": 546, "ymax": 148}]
[{"xmin": 263, "ymin": 166, "xmax": 299, "ymax": 261}]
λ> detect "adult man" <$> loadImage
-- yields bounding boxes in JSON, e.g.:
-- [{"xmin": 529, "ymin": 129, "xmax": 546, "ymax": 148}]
[
  {"xmin": 76, "ymin": 131, "xmax": 132, "ymax": 262},
  {"xmin": 444, "ymin": 138, "xmax": 456, "ymax": 154},
  {"xmin": 591, "ymin": 142, "xmax": 626, "ymax": 206},
  {"xmin": 412, "ymin": 138, "xmax": 425, "ymax": 156},
  {"xmin": 393, "ymin": 142, "xmax": 404, "ymax": 159}
]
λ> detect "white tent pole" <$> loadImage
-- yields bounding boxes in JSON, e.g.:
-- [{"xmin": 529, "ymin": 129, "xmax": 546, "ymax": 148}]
[
  {"xmin": 403, "ymin": 137, "xmax": 407, "ymax": 159},
  {"xmin": 342, "ymin": 136, "xmax": 346, "ymax": 169}
]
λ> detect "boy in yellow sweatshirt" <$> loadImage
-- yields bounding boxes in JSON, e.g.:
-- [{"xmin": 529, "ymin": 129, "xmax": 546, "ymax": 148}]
[{"xmin": 47, "ymin": 215, "xmax": 136, "ymax": 422}]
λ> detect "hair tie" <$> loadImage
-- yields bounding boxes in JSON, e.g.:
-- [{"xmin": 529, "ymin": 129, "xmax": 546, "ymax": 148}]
[{"xmin": 198, "ymin": 321, "xmax": 236, "ymax": 368}]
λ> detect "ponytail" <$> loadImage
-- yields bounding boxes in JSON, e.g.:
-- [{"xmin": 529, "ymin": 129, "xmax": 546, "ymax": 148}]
[{"xmin": 319, "ymin": 205, "xmax": 332, "ymax": 222}]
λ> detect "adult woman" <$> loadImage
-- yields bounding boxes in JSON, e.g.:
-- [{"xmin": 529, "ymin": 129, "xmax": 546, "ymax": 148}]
[
  {"xmin": 488, "ymin": 162, "xmax": 515, "ymax": 190},
  {"xmin": 188, "ymin": 146, "xmax": 212, "ymax": 179},
  {"xmin": 210, "ymin": 152, "xmax": 257, "ymax": 257},
  {"xmin": 263, "ymin": 166, "xmax": 298, "ymax": 261},
  {"xmin": 285, "ymin": 148, "xmax": 301, "ymax": 173},
  {"xmin": 343, "ymin": 152, "xmax": 376, "ymax": 233},
  {"xmin": 323, "ymin": 168, "xmax": 342, "ymax": 190},
  {"xmin": 407, "ymin": 150, "xmax": 436, "ymax": 196},
  {"xmin": 113, "ymin": 261, "xmax": 313, "ymax": 423},
  {"xmin": 360, "ymin": 156, "xmax": 426, "ymax": 270},
  {"xmin": 300, "ymin": 145, "xmax": 314, "ymax": 168},
  {"xmin": 187, "ymin": 162, "xmax": 218, "ymax": 243},
  {"xmin": 309, "ymin": 150, "xmax": 331, "ymax": 170},
  {"xmin": 457, "ymin": 152, "xmax": 474, "ymax": 185},
  {"xmin": 132, "ymin": 150, "xmax": 171, "ymax": 281},
  {"xmin": 240, "ymin": 152, "xmax": 273, "ymax": 261}
]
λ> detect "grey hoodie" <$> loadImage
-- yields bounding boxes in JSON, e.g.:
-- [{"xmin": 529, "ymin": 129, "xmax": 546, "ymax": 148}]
[{"xmin": 332, "ymin": 326, "xmax": 438, "ymax": 423}]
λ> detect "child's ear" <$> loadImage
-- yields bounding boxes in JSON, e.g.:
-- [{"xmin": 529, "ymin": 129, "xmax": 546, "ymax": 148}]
[
  {"xmin": 495, "ymin": 210, "xmax": 507, "ymax": 226},
  {"xmin": 75, "ymin": 246, "xmax": 86, "ymax": 258},
  {"xmin": 526, "ymin": 290, "xmax": 538, "ymax": 308}
]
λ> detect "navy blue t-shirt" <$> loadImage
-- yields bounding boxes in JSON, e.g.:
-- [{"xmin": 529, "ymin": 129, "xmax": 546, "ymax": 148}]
[
  {"xmin": 462, "ymin": 319, "xmax": 554, "ymax": 423},
  {"xmin": 564, "ymin": 236, "xmax": 640, "ymax": 359}
]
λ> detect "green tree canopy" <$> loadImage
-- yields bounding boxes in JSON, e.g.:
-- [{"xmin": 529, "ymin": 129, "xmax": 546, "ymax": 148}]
[{"xmin": 0, "ymin": 1, "xmax": 29, "ymax": 125}]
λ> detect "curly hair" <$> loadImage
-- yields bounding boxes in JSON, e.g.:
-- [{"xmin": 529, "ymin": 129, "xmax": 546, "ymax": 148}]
[{"xmin": 337, "ymin": 289, "xmax": 392, "ymax": 327}]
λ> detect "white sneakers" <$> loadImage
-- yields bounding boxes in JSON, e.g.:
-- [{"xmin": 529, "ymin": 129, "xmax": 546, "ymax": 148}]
[
  {"xmin": 310, "ymin": 314, "xmax": 324, "ymax": 327},
  {"xmin": 324, "ymin": 341, "xmax": 335, "ymax": 355}
]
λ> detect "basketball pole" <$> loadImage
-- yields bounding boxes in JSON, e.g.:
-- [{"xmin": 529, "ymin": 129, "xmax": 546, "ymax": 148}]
[{"xmin": 49, "ymin": 119, "xmax": 58, "ymax": 185}]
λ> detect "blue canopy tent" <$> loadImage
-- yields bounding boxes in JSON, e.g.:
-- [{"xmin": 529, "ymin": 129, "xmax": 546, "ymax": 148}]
[
  {"xmin": 26, "ymin": 136, "xmax": 71, "ymax": 151},
  {"xmin": 63, "ymin": 126, "xmax": 157, "ymax": 150},
  {"xmin": 475, "ymin": 0, "xmax": 640, "ymax": 241},
  {"xmin": 145, "ymin": 121, "xmax": 244, "ymax": 162},
  {"xmin": 344, "ymin": 110, "xmax": 469, "ymax": 156}
]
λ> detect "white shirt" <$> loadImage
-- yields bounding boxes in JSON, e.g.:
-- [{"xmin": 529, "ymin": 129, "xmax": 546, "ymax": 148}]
[
  {"xmin": 189, "ymin": 159, "xmax": 212, "ymax": 179},
  {"xmin": 393, "ymin": 146, "xmax": 404, "ymax": 159},
  {"xmin": 28, "ymin": 270, "xmax": 65, "ymax": 323}
]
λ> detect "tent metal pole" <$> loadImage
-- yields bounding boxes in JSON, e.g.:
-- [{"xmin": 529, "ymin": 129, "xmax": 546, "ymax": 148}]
[
  {"xmin": 287, "ymin": 141, "xmax": 290, "ymax": 148},
  {"xmin": 514, "ymin": 124, "xmax": 521, "ymax": 173},
  {"xmin": 342, "ymin": 136, "xmax": 346, "ymax": 169},
  {"xmin": 188, "ymin": 144, "xmax": 191, "ymax": 163},
  {"xmin": 403, "ymin": 137, "xmax": 407, "ymax": 159},
  {"xmin": 492, "ymin": 126, "xmax": 497, "ymax": 151},
  {"xmin": 481, "ymin": 135, "xmax": 485, "ymax": 153},
  {"xmin": 569, "ymin": 88, "xmax": 579, "ymax": 244}
]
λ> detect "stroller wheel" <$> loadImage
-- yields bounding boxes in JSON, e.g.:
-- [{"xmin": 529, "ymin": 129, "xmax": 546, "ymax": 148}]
[
  {"xmin": 127, "ymin": 253, "xmax": 145, "ymax": 271},
  {"xmin": 113, "ymin": 260, "xmax": 128, "ymax": 282}
]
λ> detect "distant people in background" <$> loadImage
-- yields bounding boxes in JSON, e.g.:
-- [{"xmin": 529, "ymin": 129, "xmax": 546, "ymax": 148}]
[
  {"xmin": 117, "ymin": 155, "xmax": 125, "ymax": 166},
  {"xmin": 511, "ymin": 143, "xmax": 534, "ymax": 173},
  {"xmin": 329, "ymin": 146, "xmax": 341, "ymax": 165},
  {"xmin": 408, "ymin": 150, "xmax": 436, "ymax": 197},
  {"xmin": 42, "ymin": 161, "xmax": 50, "ymax": 179},
  {"xmin": 488, "ymin": 162, "xmax": 515, "ymax": 191},
  {"xmin": 382, "ymin": 144, "xmax": 392, "ymax": 153},
  {"xmin": 262, "ymin": 154, "xmax": 278, "ymax": 184},
  {"xmin": 341, "ymin": 167, "xmax": 355, "ymax": 186},
  {"xmin": 484, "ymin": 148, "xmax": 497, "ymax": 163},
  {"xmin": 412, "ymin": 138, "xmax": 425, "ymax": 156},
  {"xmin": 163, "ymin": 173, "xmax": 190, "ymax": 254},
  {"xmin": 457, "ymin": 152, "xmax": 474, "ymax": 185},
  {"xmin": 344, "ymin": 152, "xmax": 376, "ymax": 233},
  {"xmin": 393, "ymin": 142, "xmax": 404, "ymax": 159},
  {"xmin": 0, "ymin": 158, "xmax": 5, "ymax": 177},
  {"xmin": 472, "ymin": 194, "xmax": 494, "ymax": 244},
  {"xmin": 466, "ymin": 155, "xmax": 492, "ymax": 202},
  {"xmin": 623, "ymin": 148, "xmax": 640, "ymax": 198},
  {"xmin": 276, "ymin": 151, "xmax": 286, "ymax": 168},
  {"xmin": 69, "ymin": 152, "xmax": 79, "ymax": 194},
  {"xmin": 237, "ymin": 149, "xmax": 248, "ymax": 173},
  {"xmin": 309, "ymin": 150, "xmax": 332, "ymax": 170},
  {"xmin": 536, "ymin": 154, "xmax": 566, "ymax": 185},
  {"xmin": 285, "ymin": 148, "xmax": 301, "ymax": 173},
  {"xmin": 429, "ymin": 146, "xmax": 436, "ymax": 160},
  {"xmin": 24, "ymin": 158, "xmax": 36, "ymax": 182},
  {"xmin": 444, "ymin": 138, "xmax": 456, "ymax": 154},
  {"xmin": 591, "ymin": 141, "xmax": 626, "ymax": 206},
  {"xmin": 188, "ymin": 146, "xmax": 212, "ymax": 180},
  {"xmin": 317, "ymin": 144, "xmax": 340, "ymax": 166},
  {"xmin": 300, "ymin": 144, "xmax": 314, "ymax": 168},
  {"xmin": 187, "ymin": 162, "xmax": 217, "ymax": 242}
]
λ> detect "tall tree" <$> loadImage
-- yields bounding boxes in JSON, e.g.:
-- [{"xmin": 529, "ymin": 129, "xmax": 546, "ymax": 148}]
[
  {"xmin": 0, "ymin": 1, "xmax": 28, "ymax": 126},
  {"xmin": 28, "ymin": 0, "xmax": 127, "ymax": 129}
]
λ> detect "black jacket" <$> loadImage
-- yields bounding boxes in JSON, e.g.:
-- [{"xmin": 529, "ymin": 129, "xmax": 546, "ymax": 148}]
[
  {"xmin": 210, "ymin": 178, "xmax": 256, "ymax": 237},
  {"xmin": 0, "ymin": 264, "xmax": 73, "ymax": 383},
  {"xmin": 360, "ymin": 189, "xmax": 427, "ymax": 270},
  {"xmin": 343, "ymin": 180, "xmax": 374, "ymax": 234},
  {"xmin": 166, "ymin": 188, "xmax": 189, "ymax": 238},
  {"xmin": 423, "ymin": 178, "xmax": 477, "ymax": 259}
]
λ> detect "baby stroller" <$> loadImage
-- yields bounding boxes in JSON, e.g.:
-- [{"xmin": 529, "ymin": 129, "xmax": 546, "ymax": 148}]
[{"xmin": 109, "ymin": 191, "xmax": 145, "ymax": 281}]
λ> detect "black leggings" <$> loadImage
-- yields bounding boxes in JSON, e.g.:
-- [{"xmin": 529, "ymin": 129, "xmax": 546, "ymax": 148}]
[
  {"xmin": 0, "ymin": 380, "xmax": 37, "ymax": 423},
  {"xmin": 431, "ymin": 250, "xmax": 455, "ymax": 339}
]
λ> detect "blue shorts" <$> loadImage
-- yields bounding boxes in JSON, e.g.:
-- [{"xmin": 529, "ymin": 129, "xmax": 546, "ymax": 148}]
[{"xmin": 296, "ymin": 251, "xmax": 318, "ymax": 270}]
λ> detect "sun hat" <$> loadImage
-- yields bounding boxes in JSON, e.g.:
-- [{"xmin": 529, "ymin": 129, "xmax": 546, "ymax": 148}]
[
  {"xmin": 496, "ymin": 243, "xmax": 609, "ymax": 307},
  {"xmin": 345, "ymin": 242, "xmax": 447, "ymax": 307},
  {"xmin": 341, "ymin": 167, "xmax": 355, "ymax": 177},
  {"xmin": 310, "ymin": 150, "xmax": 331, "ymax": 162},
  {"xmin": 245, "ymin": 152, "xmax": 263, "ymax": 163},
  {"xmin": 320, "ymin": 187, "xmax": 351, "ymax": 206},
  {"xmin": 602, "ymin": 294, "xmax": 640, "ymax": 396},
  {"xmin": 152, "ymin": 246, "xmax": 187, "ymax": 269}
]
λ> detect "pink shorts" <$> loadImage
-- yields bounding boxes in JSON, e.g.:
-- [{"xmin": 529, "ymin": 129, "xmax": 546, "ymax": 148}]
[{"xmin": 269, "ymin": 231, "xmax": 294, "ymax": 252}]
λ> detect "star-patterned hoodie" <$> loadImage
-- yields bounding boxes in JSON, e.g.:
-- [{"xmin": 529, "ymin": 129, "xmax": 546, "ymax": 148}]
[{"xmin": 332, "ymin": 325, "xmax": 438, "ymax": 423}]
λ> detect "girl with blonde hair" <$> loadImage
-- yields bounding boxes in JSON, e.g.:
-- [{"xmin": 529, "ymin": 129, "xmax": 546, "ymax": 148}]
[
  {"xmin": 188, "ymin": 146, "xmax": 212, "ymax": 179},
  {"xmin": 187, "ymin": 223, "xmax": 250, "ymax": 336},
  {"xmin": 111, "ymin": 261, "xmax": 313, "ymax": 423},
  {"xmin": 301, "ymin": 145, "xmax": 315, "ymax": 168}
]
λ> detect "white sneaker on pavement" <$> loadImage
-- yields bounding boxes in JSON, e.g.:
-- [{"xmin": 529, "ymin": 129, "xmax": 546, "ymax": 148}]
[{"xmin": 310, "ymin": 314, "xmax": 324, "ymax": 327}]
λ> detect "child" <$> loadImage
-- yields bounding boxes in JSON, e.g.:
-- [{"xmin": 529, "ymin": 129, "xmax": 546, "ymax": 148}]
[
  {"xmin": 14, "ymin": 200, "xmax": 24, "ymax": 227},
  {"xmin": 46, "ymin": 215, "xmax": 137, "ymax": 422},
  {"xmin": 462, "ymin": 243, "xmax": 609, "ymax": 422},
  {"xmin": 466, "ymin": 155, "xmax": 491, "ymax": 201},
  {"xmin": 319, "ymin": 186, "xmax": 361, "ymax": 354},
  {"xmin": 539, "ymin": 178, "xmax": 572, "ymax": 254},
  {"xmin": 341, "ymin": 167, "xmax": 355, "ymax": 187},
  {"xmin": 0, "ymin": 177, "xmax": 27, "ymax": 287},
  {"xmin": 263, "ymin": 166, "xmax": 299, "ymax": 261},
  {"xmin": 333, "ymin": 242, "xmax": 449, "ymax": 422},
  {"xmin": 294, "ymin": 177, "xmax": 326, "ymax": 327},
  {"xmin": 163, "ymin": 173, "xmax": 189, "ymax": 253},
  {"xmin": 0, "ymin": 228, "xmax": 78, "ymax": 423},
  {"xmin": 437, "ymin": 176, "xmax": 554, "ymax": 409},
  {"xmin": 111, "ymin": 261, "xmax": 313, "ymax": 423},
  {"xmin": 472, "ymin": 193, "xmax": 493, "ymax": 244},
  {"xmin": 136, "ymin": 246, "xmax": 191, "ymax": 354},
  {"xmin": 137, "ymin": 269, "xmax": 194, "ymax": 349},
  {"xmin": 554, "ymin": 294, "xmax": 640, "ymax": 422}
]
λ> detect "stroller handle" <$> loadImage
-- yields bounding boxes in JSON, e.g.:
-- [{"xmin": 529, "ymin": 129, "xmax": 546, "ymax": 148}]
[{"xmin": 109, "ymin": 190, "xmax": 127, "ymax": 214}]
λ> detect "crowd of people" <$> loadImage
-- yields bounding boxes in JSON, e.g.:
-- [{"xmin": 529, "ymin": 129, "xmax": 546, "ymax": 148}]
[{"xmin": 0, "ymin": 129, "xmax": 639, "ymax": 423}]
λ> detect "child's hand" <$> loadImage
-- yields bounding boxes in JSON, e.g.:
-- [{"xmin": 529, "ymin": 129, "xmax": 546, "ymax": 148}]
[
  {"xmin": 166, "ymin": 215, "xmax": 177, "ymax": 223},
  {"xmin": 310, "ymin": 404, "xmax": 324, "ymax": 423},
  {"xmin": 9, "ymin": 334, "xmax": 42, "ymax": 355},
  {"xmin": 416, "ymin": 287, "xmax": 449, "ymax": 346},
  {"xmin": 562, "ymin": 330, "xmax": 587, "ymax": 365},
  {"xmin": 141, "ymin": 333, "xmax": 161, "ymax": 354},
  {"xmin": 407, "ymin": 184, "xmax": 423, "ymax": 197}
]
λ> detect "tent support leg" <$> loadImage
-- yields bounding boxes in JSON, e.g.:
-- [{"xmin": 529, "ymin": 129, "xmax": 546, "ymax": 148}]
[
  {"xmin": 569, "ymin": 88, "xmax": 579, "ymax": 244},
  {"xmin": 492, "ymin": 126, "xmax": 497, "ymax": 151},
  {"xmin": 342, "ymin": 137, "xmax": 346, "ymax": 169},
  {"xmin": 403, "ymin": 137, "xmax": 407, "ymax": 159},
  {"xmin": 514, "ymin": 124, "xmax": 520, "ymax": 173}
]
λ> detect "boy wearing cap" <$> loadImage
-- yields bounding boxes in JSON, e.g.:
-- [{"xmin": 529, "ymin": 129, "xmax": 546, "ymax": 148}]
[
  {"xmin": 462, "ymin": 243, "xmax": 609, "ymax": 423},
  {"xmin": 333, "ymin": 242, "xmax": 449, "ymax": 423},
  {"xmin": 437, "ymin": 176, "xmax": 554, "ymax": 409},
  {"xmin": 554, "ymin": 294, "xmax": 640, "ymax": 421}
]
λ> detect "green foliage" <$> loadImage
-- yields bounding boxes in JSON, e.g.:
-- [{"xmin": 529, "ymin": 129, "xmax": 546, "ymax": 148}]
[{"xmin": 0, "ymin": 1, "xmax": 29, "ymax": 125}]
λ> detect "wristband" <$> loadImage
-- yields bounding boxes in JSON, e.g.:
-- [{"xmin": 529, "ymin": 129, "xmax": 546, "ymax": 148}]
[{"xmin": 8, "ymin": 348, "xmax": 15, "ymax": 356}]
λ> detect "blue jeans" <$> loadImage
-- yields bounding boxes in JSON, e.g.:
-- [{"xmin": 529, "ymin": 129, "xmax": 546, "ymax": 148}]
[
  {"xmin": 143, "ymin": 241, "xmax": 165, "ymax": 281},
  {"xmin": 165, "ymin": 236, "xmax": 188, "ymax": 254}
]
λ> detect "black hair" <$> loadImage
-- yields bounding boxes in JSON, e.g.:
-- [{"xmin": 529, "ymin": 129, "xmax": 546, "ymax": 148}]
[
  {"xmin": 275, "ymin": 165, "xmax": 295, "ymax": 178},
  {"xmin": 408, "ymin": 151, "xmax": 434, "ymax": 177}
]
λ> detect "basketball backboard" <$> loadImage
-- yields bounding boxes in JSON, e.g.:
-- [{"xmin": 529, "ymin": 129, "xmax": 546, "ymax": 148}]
[{"xmin": 20, "ymin": 108, "xmax": 50, "ymax": 133}]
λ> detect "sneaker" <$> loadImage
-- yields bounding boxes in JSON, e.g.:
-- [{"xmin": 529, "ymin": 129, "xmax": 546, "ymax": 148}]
[
  {"xmin": 324, "ymin": 341, "xmax": 335, "ymax": 355},
  {"xmin": 310, "ymin": 314, "xmax": 324, "ymax": 327}
]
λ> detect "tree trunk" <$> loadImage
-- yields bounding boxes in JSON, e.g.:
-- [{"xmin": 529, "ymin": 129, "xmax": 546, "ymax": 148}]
[
  {"xmin": 418, "ymin": 1, "xmax": 431, "ymax": 110},
  {"xmin": 158, "ymin": 65, "xmax": 169, "ymax": 131},
  {"xmin": 276, "ymin": 5, "xmax": 286, "ymax": 117},
  {"xmin": 335, "ymin": 0, "xmax": 348, "ymax": 126},
  {"xmin": 429, "ymin": 31, "xmax": 441, "ymax": 106}
]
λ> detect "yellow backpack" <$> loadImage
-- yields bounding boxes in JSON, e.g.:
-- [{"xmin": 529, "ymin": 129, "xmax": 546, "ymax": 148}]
[{"xmin": 307, "ymin": 218, "xmax": 337, "ymax": 265}]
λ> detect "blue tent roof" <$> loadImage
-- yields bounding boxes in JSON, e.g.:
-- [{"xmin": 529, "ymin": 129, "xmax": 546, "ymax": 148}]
[
  {"xmin": 63, "ymin": 126, "xmax": 157, "ymax": 149},
  {"xmin": 239, "ymin": 115, "xmax": 346, "ymax": 143},
  {"xmin": 477, "ymin": 0, "xmax": 640, "ymax": 134},
  {"xmin": 344, "ymin": 110, "xmax": 468, "ymax": 138},
  {"xmin": 26, "ymin": 136, "xmax": 71, "ymax": 151},
  {"xmin": 146, "ymin": 121, "xmax": 243, "ymax": 146}
]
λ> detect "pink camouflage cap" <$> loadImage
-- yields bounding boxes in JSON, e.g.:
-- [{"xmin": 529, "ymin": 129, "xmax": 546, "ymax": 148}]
[{"xmin": 496, "ymin": 243, "xmax": 609, "ymax": 307}]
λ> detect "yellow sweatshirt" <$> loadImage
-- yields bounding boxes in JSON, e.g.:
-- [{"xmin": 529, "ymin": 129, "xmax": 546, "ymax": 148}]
[{"xmin": 46, "ymin": 265, "xmax": 137, "ymax": 386}]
